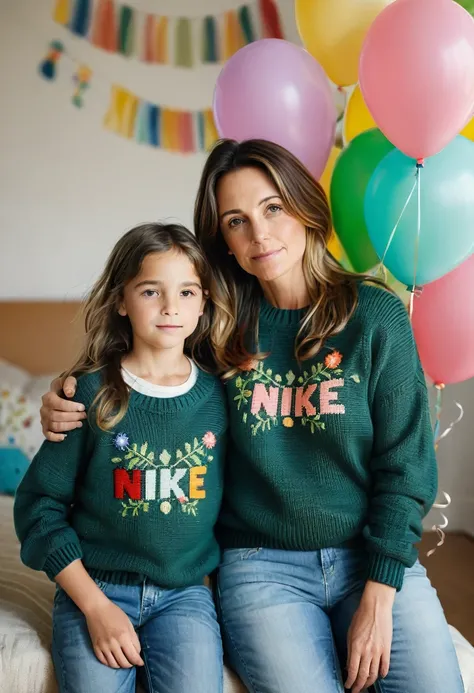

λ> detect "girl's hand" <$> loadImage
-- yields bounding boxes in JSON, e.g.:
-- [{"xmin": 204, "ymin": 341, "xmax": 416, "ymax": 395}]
[
  {"xmin": 345, "ymin": 581, "xmax": 395, "ymax": 692},
  {"xmin": 55, "ymin": 561, "xmax": 144, "ymax": 669},
  {"xmin": 40, "ymin": 375, "xmax": 86, "ymax": 441},
  {"xmin": 85, "ymin": 598, "xmax": 144, "ymax": 669}
]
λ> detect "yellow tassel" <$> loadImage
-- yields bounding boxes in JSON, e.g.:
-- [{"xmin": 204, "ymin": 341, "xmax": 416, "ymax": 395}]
[
  {"xmin": 162, "ymin": 109, "xmax": 171, "ymax": 149},
  {"xmin": 222, "ymin": 10, "xmax": 244, "ymax": 61},
  {"xmin": 154, "ymin": 16, "xmax": 168, "ymax": 64},
  {"xmin": 162, "ymin": 109, "xmax": 181, "ymax": 151},
  {"xmin": 104, "ymin": 85, "xmax": 139, "ymax": 139},
  {"xmin": 53, "ymin": 0, "xmax": 70, "ymax": 25},
  {"xmin": 203, "ymin": 109, "xmax": 218, "ymax": 151}
]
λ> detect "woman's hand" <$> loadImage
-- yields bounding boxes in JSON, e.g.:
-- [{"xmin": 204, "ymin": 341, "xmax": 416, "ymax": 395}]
[
  {"xmin": 345, "ymin": 581, "xmax": 395, "ymax": 692},
  {"xmin": 40, "ymin": 375, "xmax": 86, "ymax": 442},
  {"xmin": 85, "ymin": 598, "xmax": 144, "ymax": 669}
]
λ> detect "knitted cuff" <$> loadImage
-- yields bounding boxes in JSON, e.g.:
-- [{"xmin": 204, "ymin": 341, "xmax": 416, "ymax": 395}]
[
  {"xmin": 44, "ymin": 542, "xmax": 83, "ymax": 581},
  {"xmin": 368, "ymin": 553, "xmax": 405, "ymax": 592}
]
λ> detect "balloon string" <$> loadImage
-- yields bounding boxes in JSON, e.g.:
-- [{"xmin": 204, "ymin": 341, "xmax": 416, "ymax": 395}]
[
  {"xmin": 381, "ymin": 174, "xmax": 418, "ymax": 266},
  {"xmin": 436, "ymin": 401, "xmax": 464, "ymax": 447},
  {"xmin": 408, "ymin": 163, "xmax": 423, "ymax": 321},
  {"xmin": 371, "ymin": 171, "xmax": 418, "ymax": 282},
  {"xmin": 433, "ymin": 385, "xmax": 443, "ymax": 444},
  {"xmin": 427, "ymin": 391, "xmax": 464, "ymax": 557},
  {"xmin": 426, "ymin": 492, "xmax": 451, "ymax": 558}
]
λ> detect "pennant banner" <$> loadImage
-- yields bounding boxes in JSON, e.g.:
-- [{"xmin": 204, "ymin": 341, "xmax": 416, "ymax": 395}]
[
  {"xmin": 36, "ymin": 34, "xmax": 219, "ymax": 155},
  {"xmin": 53, "ymin": 0, "xmax": 284, "ymax": 67},
  {"xmin": 104, "ymin": 85, "xmax": 218, "ymax": 153}
]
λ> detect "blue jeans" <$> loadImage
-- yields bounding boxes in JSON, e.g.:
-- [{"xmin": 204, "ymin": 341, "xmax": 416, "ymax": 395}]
[
  {"xmin": 217, "ymin": 547, "xmax": 464, "ymax": 693},
  {"xmin": 52, "ymin": 579, "xmax": 223, "ymax": 693}
]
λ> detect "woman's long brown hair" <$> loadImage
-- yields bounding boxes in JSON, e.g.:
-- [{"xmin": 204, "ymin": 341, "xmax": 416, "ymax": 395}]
[
  {"xmin": 194, "ymin": 139, "xmax": 386, "ymax": 377},
  {"xmin": 65, "ymin": 223, "xmax": 213, "ymax": 430}
]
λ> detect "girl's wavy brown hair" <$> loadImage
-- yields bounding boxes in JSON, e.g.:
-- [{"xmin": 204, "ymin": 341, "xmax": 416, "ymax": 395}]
[
  {"xmin": 194, "ymin": 139, "xmax": 385, "ymax": 377},
  {"xmin": 65, "ymin": 222, "xmax": 213, "ymax": 430}
]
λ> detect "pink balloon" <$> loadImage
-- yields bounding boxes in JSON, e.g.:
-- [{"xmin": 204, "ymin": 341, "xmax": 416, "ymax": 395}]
[
  {"xmin": 213, "ymin": 39, "xmax": 336, "ymax": 179},
  {"xmin": 359, "ymin": 0, "xmax": 474, "ymax": 159},
  {"xmin": 412, "ymin": 253, "xmax": 474, "ymax": 385}
]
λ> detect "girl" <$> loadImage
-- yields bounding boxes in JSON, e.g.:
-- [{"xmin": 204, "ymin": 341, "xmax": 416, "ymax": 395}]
[{"xmin": 14, "ymin": 223, "xmax": 227, "ymax": 693}]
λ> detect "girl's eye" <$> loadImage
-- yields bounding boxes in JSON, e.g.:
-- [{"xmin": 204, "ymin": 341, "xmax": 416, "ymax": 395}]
[
  {"xmin": 143, "ymin": 289, "xmax": 158, "ymax": 297},
  {"xmin": 180, "ymin": 290, "xmax": 195, "ymax": 298}
]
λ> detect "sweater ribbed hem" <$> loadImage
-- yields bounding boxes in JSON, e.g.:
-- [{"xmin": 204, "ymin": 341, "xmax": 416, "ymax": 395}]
[
  {"xmin": 217, "ymin": 509, "xmax": 366, "ymax": 553},
  {"xmin": 368, "ymin": 553, "xmax": 405, "ymax": 591},
  {"xmin": 219, "ymin": 530, "xmax": 364, "ymax": 552},
  {"xmin": 44, "ymin": 542, "xmax": 83, "ymax": 580},
  {"xmin": 82, "ymin": 542, "xmax": 221, "ymax": 590},
  {"xmin": 87, "ymin": 568, "xmax": 212, "ymax": 588}
]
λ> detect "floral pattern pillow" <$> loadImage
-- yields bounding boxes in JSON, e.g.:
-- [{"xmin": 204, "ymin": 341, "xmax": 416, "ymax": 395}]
[{"xmin": 0, "ymin": 387, "xmax": 42, "ymax": 459}]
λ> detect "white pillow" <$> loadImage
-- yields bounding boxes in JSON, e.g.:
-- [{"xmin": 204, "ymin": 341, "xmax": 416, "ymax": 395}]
[
  {"xmin": 0, "ymin": 359, "xmax": 31, "ymax": 392},
  {"xmin": 24, "ymin": 375, "xmax": 58, "ymax": 408}
]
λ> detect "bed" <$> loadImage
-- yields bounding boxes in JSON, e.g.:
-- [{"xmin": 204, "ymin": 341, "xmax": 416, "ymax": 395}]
[
  {"xmin": 0, "ymin": 302, "xmax": 473, "ymax": 693},
  {"xmin": 0, "ymin": 494, "xmax": 247, "ymax": 693}
]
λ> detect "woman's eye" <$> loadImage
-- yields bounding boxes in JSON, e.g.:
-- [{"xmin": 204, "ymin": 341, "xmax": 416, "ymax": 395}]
[
  {"xmin": 228, "ymin": 217, "xmax": 244, "ymax": 229},
  {"xmin": 268, "ymin": 204, "xmax": 282, "ymax": 214}
]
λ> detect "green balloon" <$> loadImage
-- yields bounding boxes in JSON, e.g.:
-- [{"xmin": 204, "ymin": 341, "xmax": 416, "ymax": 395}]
[
  {"xmin": 456, "ymin": 0, "xmax": 474, "ymax": 16},
  {"xmin": 330, "ymin": 129, "xmax": 394, "ymax": 273}
]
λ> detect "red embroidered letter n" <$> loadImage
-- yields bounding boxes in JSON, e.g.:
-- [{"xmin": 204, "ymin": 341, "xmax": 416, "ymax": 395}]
[{"xmin": 114, "ymin": 469, "xmax": 142, "ymax": 499}]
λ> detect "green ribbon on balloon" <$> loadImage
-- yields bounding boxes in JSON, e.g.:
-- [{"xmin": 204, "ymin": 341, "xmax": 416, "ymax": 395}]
[{"xmin": 329, "ymin": 128, "xmax": 394, "ymax": 273}]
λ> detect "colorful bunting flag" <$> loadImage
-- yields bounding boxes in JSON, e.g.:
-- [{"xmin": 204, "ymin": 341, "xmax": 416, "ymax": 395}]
[
  {"xmin": 118, "ymin": 5, "xmax": 134, "ymax": 56},
  {"xmin": 37, "ymin": 35, "xmax": 219, "ymax": 154},
  {"xmin": 70, "ymin": 0, "xmax": 91, "ymax": 37},
  {"xmin": 53, "ymin": 0, "xmax": 70, "ymax": 26},
  {"xmin": 53, "ymin": 0, "xmax": 284, "ymax": 67},
  {"xmin": 175, "ymin": 18, "xmax": 193, "ymax": 68},
  {"xmin": 202, "ymin": 16, "xmax": 218, "ymax": 63},
  {"xmin": 104, "ymin": 86, "xmax": 218, "ymax": 154}
]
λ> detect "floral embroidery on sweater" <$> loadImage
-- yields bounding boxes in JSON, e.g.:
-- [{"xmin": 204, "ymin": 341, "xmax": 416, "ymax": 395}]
[
  {"xmin": 110, "ymin": 432, "xmax": 216, "ymax": 517},
  {"xmin": 234, "ymin": 352, "xmax": 359, "ymax": 435}
]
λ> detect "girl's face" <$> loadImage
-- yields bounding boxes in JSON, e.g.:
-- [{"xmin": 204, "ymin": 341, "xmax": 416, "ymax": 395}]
[
  {"xmin": 217, "ymin": 167, "xmax": 307, "ymax": 285},
  {"xmin": 119, "ymin": 250, "xmax": 206, "ymax": 352}
]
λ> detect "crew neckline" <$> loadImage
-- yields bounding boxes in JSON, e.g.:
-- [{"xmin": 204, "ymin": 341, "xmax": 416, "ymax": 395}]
[
  {"xmin": 121, "ymin": 359, "xmax": 198, "ymax": 398},
  {"xmin": 259, "ymin": 296, "xmax": 309, "ymax": 327},
  {"xmin": 126, "ymin": 367, "xmax": 217, "ymax": 414}
]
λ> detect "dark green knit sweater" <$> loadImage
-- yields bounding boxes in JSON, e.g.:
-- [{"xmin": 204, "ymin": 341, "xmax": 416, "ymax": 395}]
[
  {"xmin": 14, "ymin": 369, "xmax": 227, "ymax": 589},
  {"xmin": 218, "ymin": 283, "xmax": 437, "ymax": 590}
]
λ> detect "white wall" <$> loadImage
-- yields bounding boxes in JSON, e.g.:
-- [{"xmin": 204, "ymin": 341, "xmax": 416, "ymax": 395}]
[
  {"xmin": 0, "ymin": 0, "xmax": 472, "ymax": 534},
  {"xmin": 425, "ymin": 381, "xmax": 474, "ymax": 536},
  {"xmin": 0, "ymin": 0, "xmax": 302, "ymax": 300}
]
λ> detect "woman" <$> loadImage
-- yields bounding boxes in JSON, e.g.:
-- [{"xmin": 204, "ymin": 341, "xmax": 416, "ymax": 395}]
[{"xmin": 40, "ymin": 139, "xmax": 463, "ymax": 693}]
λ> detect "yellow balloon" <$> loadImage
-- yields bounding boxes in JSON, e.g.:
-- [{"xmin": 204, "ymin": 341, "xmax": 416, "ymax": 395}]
[
  {"xmin": 295, "ymin": 0, "xmax": 393, "ymax": 87},
  {"xmin": 328, "ymin": 232, "xmax": 344, "ymax": 261},
  {"xmin": 343, "ymin": 84, "xmax": 376, "ymax": 144},
  {"xmin": 319, "ymin": 146, "xmax": 341, "ymax": 196},
  {"xmin": 461, "ymin": 116, "xmax": 474, "ymax": 141},
  {"xmin": 318, "ymin": 146, "xmax": 344, "ymax": 261}
]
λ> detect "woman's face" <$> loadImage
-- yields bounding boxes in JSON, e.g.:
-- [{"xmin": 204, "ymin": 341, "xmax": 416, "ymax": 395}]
[{"xmin": 216, "ymin": 167, "xmax": 307, "ymax": 285}]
